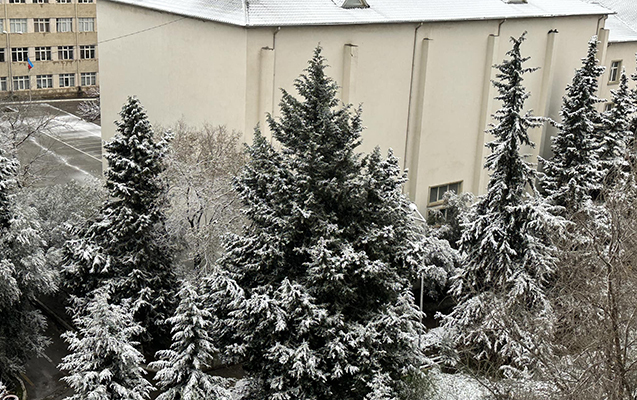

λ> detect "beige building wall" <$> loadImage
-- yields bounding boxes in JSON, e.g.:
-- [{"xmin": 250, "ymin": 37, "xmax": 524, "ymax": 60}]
[
  {"xmin": 598, "ymin": 39, "xmax": 637, "ymax": 109},
  {"xmin": 98, "ymin": 0, "xmax": 609, "ymax": 211},
  {"xmin": 0, "ymin": 0, "xmax": 98, "ymax": 99}
]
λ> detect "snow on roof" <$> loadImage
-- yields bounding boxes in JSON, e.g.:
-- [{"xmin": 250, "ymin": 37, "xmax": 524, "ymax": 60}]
[
  {"xmin": 104, "ymin": 0, "xmax": 610, "ymax": 27},
  {"xmin": 581, "ymin": 0, "xmax": 637, "ymax": 42}
]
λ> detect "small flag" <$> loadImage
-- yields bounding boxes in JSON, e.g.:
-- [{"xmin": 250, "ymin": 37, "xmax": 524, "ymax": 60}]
[{"xmin": 27, "ymin": 57, "xmax": 33, "ymax": 70}]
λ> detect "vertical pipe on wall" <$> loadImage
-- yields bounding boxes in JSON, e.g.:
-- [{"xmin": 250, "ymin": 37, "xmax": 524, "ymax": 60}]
[
  {"xmin": 341, "ymin": 43, "xmax": 358, "ymax": 105},
  {"xmin": 537, "ymin": 29, "xmax": 559, "ymax": 163},
  {"xmin": 258, "ymin": 46, "xmax": 275, "ymax": 135},
  {"xmin": 472, "ymin": 26, "xmax": 502, "ymax": 195},
  {"xmin": 405, "ymin": 38, "xmax": 431, "ymax": 204}
]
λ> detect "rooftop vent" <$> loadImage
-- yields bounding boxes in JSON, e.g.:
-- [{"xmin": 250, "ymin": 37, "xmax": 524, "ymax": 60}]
[{"xmin": 342, "ymin": 0, "xmax": 369, "ymax": 9}]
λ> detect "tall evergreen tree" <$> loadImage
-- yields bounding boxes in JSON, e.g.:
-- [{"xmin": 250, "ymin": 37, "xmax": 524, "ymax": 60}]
[
  {"xmin": 216, "ymin": 47, "xmax": 428, "ymax": 400},
  {"xmin": 598, "ymin": 69, "xmax": 634, "ymax": 186},
  {"xmin": 63, "ymin": 97, "xmax": 177, "ymax": 342},
  {"xmin": 0, "ymin": 150, "xmax": 56, "ymax": 383},
  {"xmin": 444, "ymin": 34, "xmax": 561, "ymax": 373},
  {"xmin": 59, "ymin": 287, "xmax": 154, "ymax": 400},
  {"xmin": 541, "ymin": 36, "xmax": 605, "ymax": 212},
  {"xmin": 150, "ymin": 281, "xmax": 231, "ymax": 400}
]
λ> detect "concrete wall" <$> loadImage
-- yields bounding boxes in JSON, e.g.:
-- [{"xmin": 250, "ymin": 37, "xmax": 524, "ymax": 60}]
[{"xmin": 98, "ymin": 1, "xmax": 609, "ymax": 210}]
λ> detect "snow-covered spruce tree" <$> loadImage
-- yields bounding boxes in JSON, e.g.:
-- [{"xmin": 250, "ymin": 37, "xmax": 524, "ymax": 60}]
[
  {"xmin": 541, "ymin": 36, "xmax": 605, "ymax": 212},
  {"xmin": 0, "ymin": 150, "xmax": 57, "ymax": 383},
  {"xmin": 63, "ymin": 97, "xmax": 177, "ymax": 343},
  {"xmin": 59, "ymin": 286, "xmax": 153, "ymax": 400},
  {"xmin": 217, "ymin": 47, "xmax": 427, "ymax": 400},
  {"xmin": 443, "ymin": 33, "xmax": 562, "ymax": 374},
  {"xmin": 150, "ymin": 281, "xmax": 231, "ymax": 400},
  {"xmin": 598, "ymin": 68, "xmax": 634, "ymax": 187}
]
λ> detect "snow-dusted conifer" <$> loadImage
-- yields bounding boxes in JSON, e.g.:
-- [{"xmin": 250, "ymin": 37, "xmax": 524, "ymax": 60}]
[
  {"xmin": 150, "ymin": 281, "xmax": 231, "ymax": 400},
  {"xmin": 217, "ymin": 47, "xmax": 427, "ymax": 399},
  {"xmin": 598, "ymin": 69, "xmax": 634, "ymax": 186},
  {"xmin": 444, "ymin": 34, "xmax": 561, "ymax": 373},
  {"xmin": 0, "ymin": 150, "xmax": 56, "ymax": 383},
  {"xmin": 59, "ymin": 286, "xmax": 153, "ymax": 400},
  {"xmin": 63, "ymin": 97, "xmax": 177, "ymax": 342},
  {"xmin": 541, "ymin": 36, "xmax": 605, "ymax": 211}
]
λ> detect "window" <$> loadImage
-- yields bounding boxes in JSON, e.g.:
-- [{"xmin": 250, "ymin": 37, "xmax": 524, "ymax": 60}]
[
  {"xmin": 0, "ymin": 20, "xmax": 4, "ymax": 32},
  {"xmin": 11, "ymin": 47, "xmax": 28, "ymax": 62},
  {"xmin": 59, "ymin": 73, "xmax": 74, "ymax": 87},
  {"xmin": 34, "ymin": 18, "xmax": 50, "ymax": 33},
  {"xmin": 0, "ymin": 49, "xmax": 5, "ymax": 63},
  {"xmin": 12, "ymin": 76, "xmax": 29, "ymax": 91},
  {"xmin": 0, "ymin": 78, "xmax": 6, "ymax": 92},
  {"xmin": 80, "ymin": 72, "xmax": 96, "ymax": 86},
  {"xmin": 35, "ymin": 46, "xmax": 51, "ymax": 61},
  {"xmin": 10, "ymin": 19, "xmax": 27, "ymax": 34},
  {"xmin": 33, "ymin": 0, "xmax": 49, "ymax": 3},
  {"xmin": 428, "ymin": 181, "xmax": 461, "ymax": 206},
  {"xmin": 78, "ymin": 0, "xmax": 94, "ymax": 2},
  {"xmin": 8, "ymin": 0, "xmax": 26, "ymax": 3},
  {"xmin": 56, "ymin": 0, "xmax": 71, "ymax": 3},
  {"xmin": 604, "ymin": 103, "xmax": 614, "ymax": 112},
  {"xmin": 79, "ymin": 45, "xmax": 95, "ymax": 59},
  {"xmin": 56, "ymin": 18, "xmax": 72, "ymax": 33},
  {"xmin": 609, "ymin": 60, "xmax": 621, "ymax": 83},
  {"xmin": 58, "ymin": 45, "xmax": 73, "ymax": 60},
  {"xmin": 78, "ymin": 18, "xmax": 94, "ymax": 32},
  {"xmin": 36, "ymin": 74, "xmax": 53, "ymax": 89}
]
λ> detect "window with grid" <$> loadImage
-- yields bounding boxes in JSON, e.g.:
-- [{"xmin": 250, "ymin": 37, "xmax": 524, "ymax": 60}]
[
  {"xmin": 11, "ymin": 47, "xmax": 28, "ymax": 62},
  {"xmin": 609, "ymin": 60, "xmax": 622, "ymax": 84},
  {"xmin": 8, "ymin": 0, "xmax": 26, "ymax": 3},
  {"xmin": 78, "ymin": 0, "xmax": 94, "ymax": 2},
  {"xmin": 56, "ymin": 0, "xmax": 71, "ymax": 2},
  {"xmin": 35, "ymin": 47, "xmax": 51, "ymax": 61},
  {"xmin": 78, "ymin": 18, "xmax": 94, "ymax": 32},
  {"xmin": 34, "ymin": 18, "xmax": 50, "ymax": 33},
  {"xmin": 59, "ymin": 73, "xmax": 74, "ymax": 87},
  {"xmin": 0, "ymin": 49, "xmax": 5, "ymax": 63},
  {"xmin": 33, "ymin": 0, "xmax": 50, "ymax": 3},
  {"xmin": 56, "ymin": 18, "xmax": 72, "ymax": 33},
  {"xmin": 0, "ymin": 78, "xmax": 6, "ymax": 92},
  {"xmin": 428, "ymin": 181, "xmax": 462, "ymax": 206},
  {"xmin": 13, "ymin": 76, "xmax": 29, "ymax": 91},
  {"xmin": 36, "ymin": 75, "xmax": 53, "ymax": 89},
  {"xmin": 79, "ymin": 45, "xmax": 95, "ymax": 59},
  {"xmin": 58, "ymin": 46, "xmax": 73, "ymax": 60},
  {"xmin": 10, "ymin": 19, "xmax": 27, "ymax": 34},
  {"xmin": 0, "ymin": 20, "xmax": 4, "ymax": 32},
  {"xmin": 80, "ymin": 72, "xmax": 96, "ymax": 86}
]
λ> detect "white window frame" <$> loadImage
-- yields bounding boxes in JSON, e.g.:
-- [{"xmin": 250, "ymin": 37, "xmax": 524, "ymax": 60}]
[
  {"xmin": 79, "ymin": 45, "xmax": 95, "ymax": 59},
  {"xmin": 0, "ymin": 49, "xmax": 5, "ymax": 63},
  {"xmin": 609, "ymin": 60, "xmax": 621, "ymax": 84},
  {"xmin": 34, "ymin": 18, "xmax": 50, "ymax": 33},
  {"xmin": 56, "ymin": 0, "xmax": 71, "ymax": 2},
  {"xmin": 0, "ymin": 77, "xmax": 6, "ymax": 92},
  {"xmin": 11, "ymin": 47, "xmax": 28, "ymax": 62},
  {"xmin": 12, "ymin": 76, "xmax": 30, "ymax": 91},
  {"xmin": 10, "ymin": 19, "xmax": 27, "ymax": 34},
  {"xmin": 59, "ymin": 73, "xmax": 75, "ymax": 88},
  {"xmin": 57, "ymin": 45, "xmax": 73, "ymax": 60},
  {"xmin": 35, "ymin": 46, "xmax": 51, "ymax": 61},
  {"xmin": 78, "ymin": 0, "xmax": 94, "ymax": 3},
  {"xmin": 56, "ymin": 18, "xmax": 73, "ymax": 33},
  {"xmin": 78, "ymin": 17, "xmax": 94, "ymax": 32},
  {"xmin": 36, "ymin": 74, "xmax": 53, "ymax": 89},
  {"xmin": 80, "ymin": 72, "xmax": 96, "ymax": 86}
]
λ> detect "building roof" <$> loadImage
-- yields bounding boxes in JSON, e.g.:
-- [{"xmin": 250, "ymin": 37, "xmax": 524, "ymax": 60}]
[
  {"xmin": 105, "ymin": 0, "xmax": 611, "ymax": 27},
  {"xmin": 581, "ymin": 0, "xmax": 637, "ymax": 42}
]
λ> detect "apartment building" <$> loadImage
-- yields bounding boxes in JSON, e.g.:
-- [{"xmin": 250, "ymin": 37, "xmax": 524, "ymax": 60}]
[{"xmin": 0, "ymin": 0, "xmax": 98, "ymax": 99}]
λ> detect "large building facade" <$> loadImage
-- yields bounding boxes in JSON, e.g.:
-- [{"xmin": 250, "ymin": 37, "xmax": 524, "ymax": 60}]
[
  {"xmin": 0, "ymin": 0, "xmax": 98, "ymax": 99},
  {"xmin": 97, "ymin": 0, "xmax": 637, "ymax": 212}
]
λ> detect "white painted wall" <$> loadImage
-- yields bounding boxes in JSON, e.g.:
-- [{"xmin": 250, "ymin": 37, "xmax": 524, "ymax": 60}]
[{"xmin": 98, "ymin": 1, "xmax": 613, "ymax": 210}]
